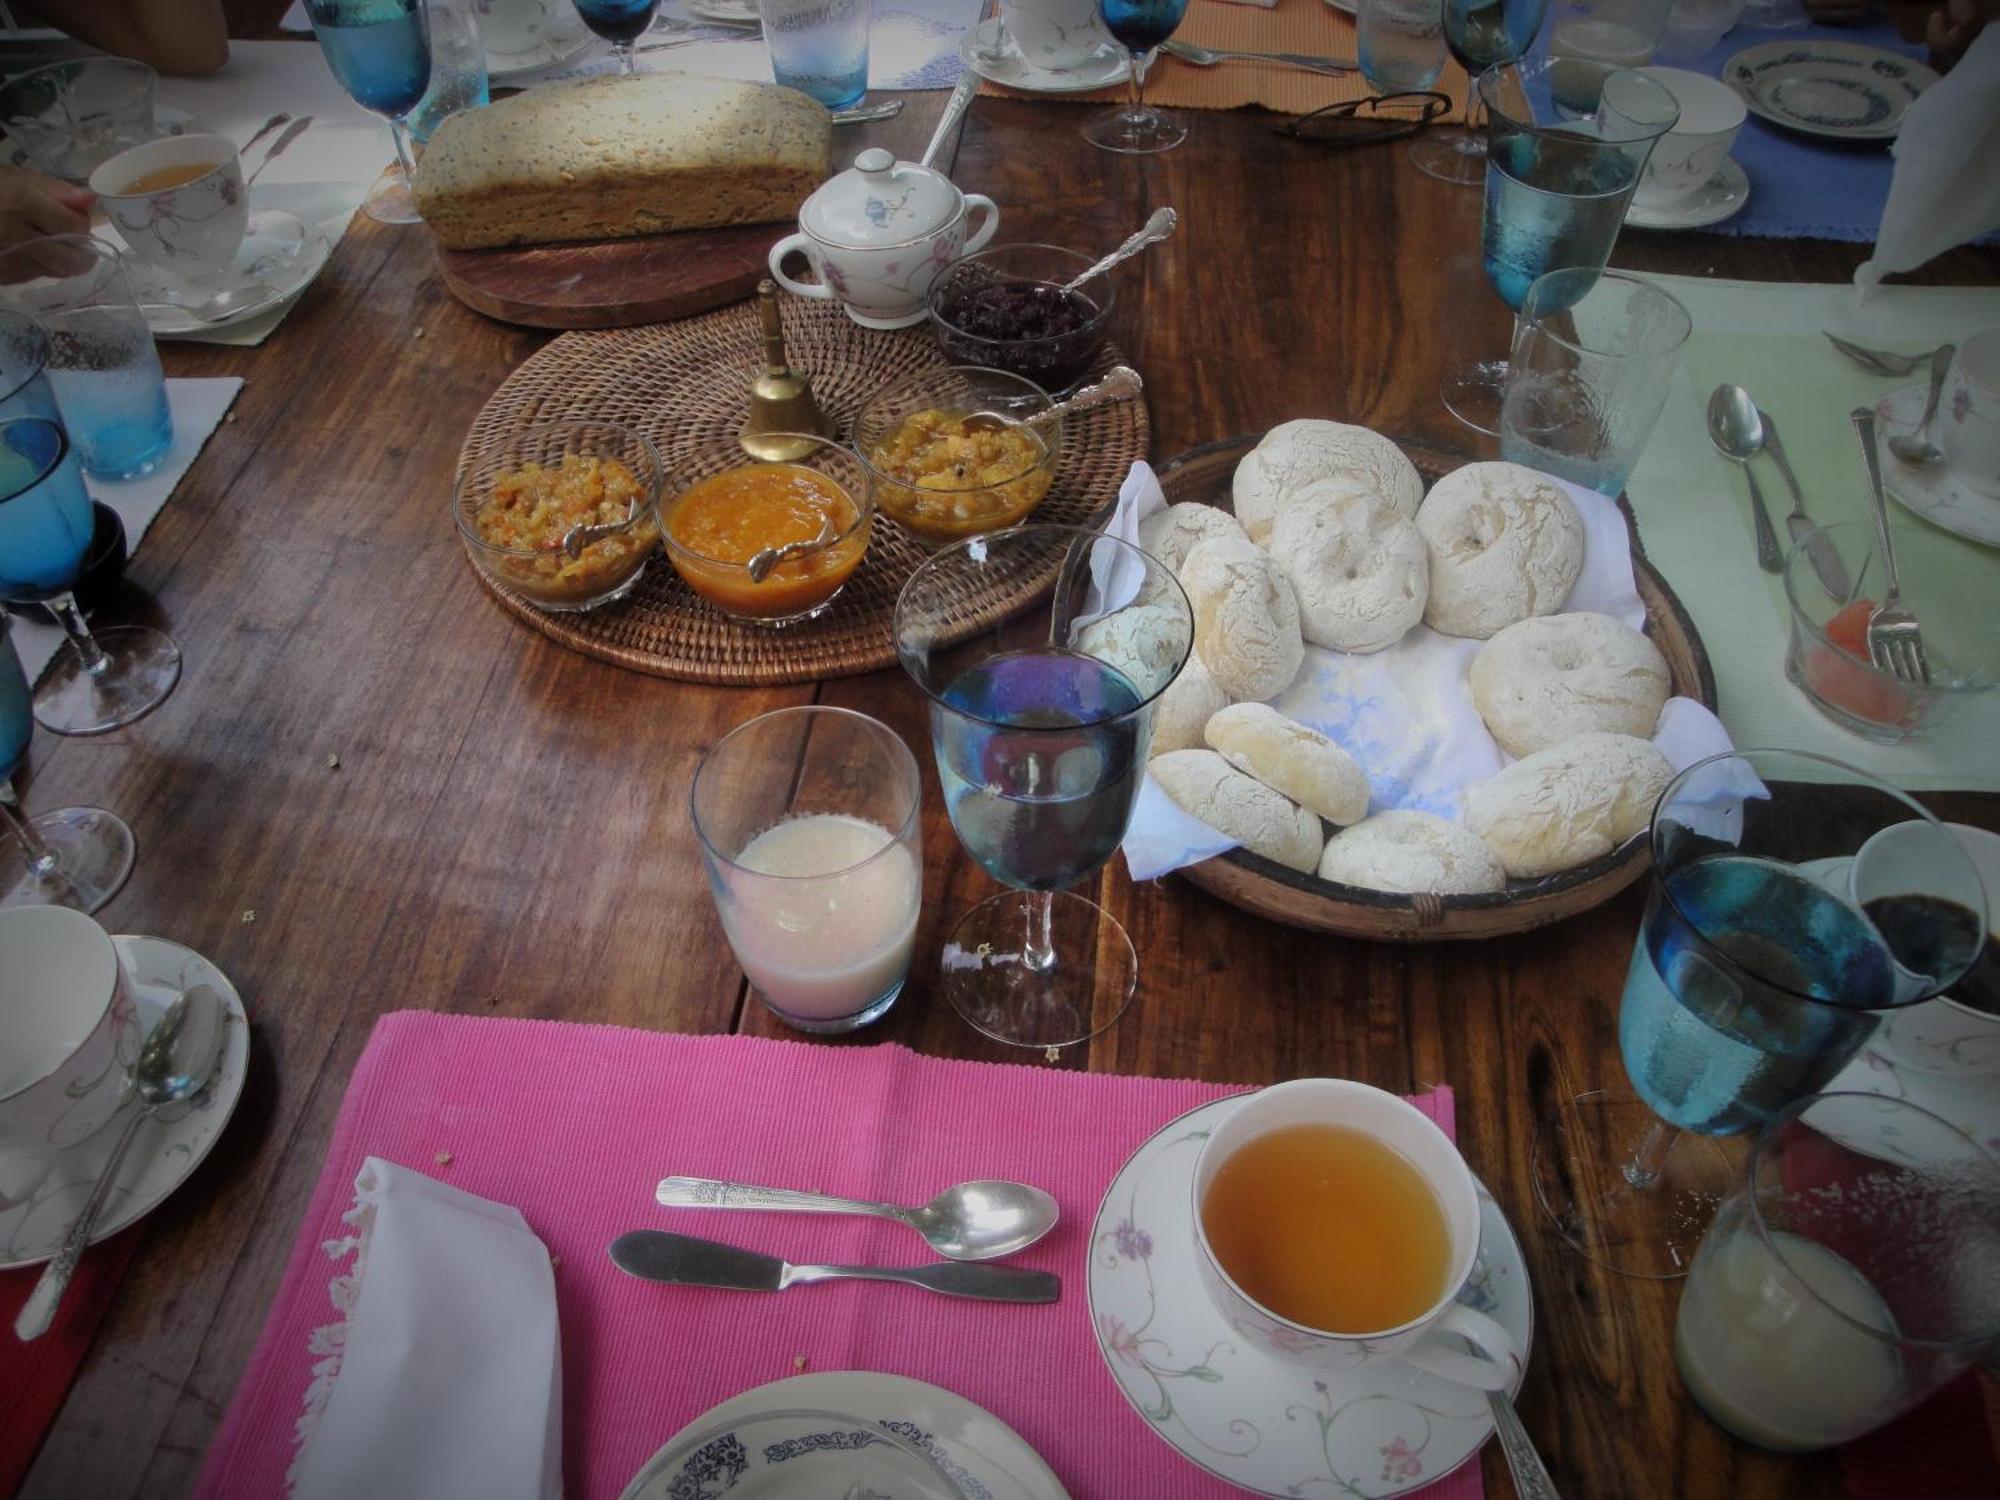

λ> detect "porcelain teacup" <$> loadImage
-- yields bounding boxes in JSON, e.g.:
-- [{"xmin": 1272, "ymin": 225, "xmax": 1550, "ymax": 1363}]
[
  {"xmin": 1190, "ymin": 1078, "xmax": 1522, "ymax": 1389},
  {"xmin": 1000, "ymin": 0, "xmax": 1114, "ymax": 70},
  {"xmin": 477, "ymin": 0, "xmax": 565, "ymax": 57},
  {"xmin": 1941, "ymin": 328, "xmax": 2000, "ymax": 499},
  {"xmin": 1633, "ymin": 67, "xmax": 1745, "ymax": 209},
  {"xmin": 0, "ymin": 906, "xmax": 140, "ymax": 1209},
  {"xmin": 91, "ymin": 133, "xmax": 250, "ymax": 282}
]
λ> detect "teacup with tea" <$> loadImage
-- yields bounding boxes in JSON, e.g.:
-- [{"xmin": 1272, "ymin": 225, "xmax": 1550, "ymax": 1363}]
[
  {"xmin": 1191, "ymin": 1078, "xmax": 1521, "ymax": 1387},
  {"xmin": 90, "ymin": 133, "xmax": 250, "ymax": 281}
]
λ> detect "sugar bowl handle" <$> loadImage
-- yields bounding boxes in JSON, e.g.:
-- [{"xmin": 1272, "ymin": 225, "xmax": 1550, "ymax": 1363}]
[
  {"xmin": 961, "ymin": 195, "xmax": 1001, "ymax": 257},
  {"xmin": 767, "ymin": 233, "xmax": 833, "ymax": 301}
]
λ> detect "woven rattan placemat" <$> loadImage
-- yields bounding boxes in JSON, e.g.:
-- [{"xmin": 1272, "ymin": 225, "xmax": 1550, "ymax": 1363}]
[{"xmin": 459, "ymin": 298, "xmax": 1149, "ymax": 686}]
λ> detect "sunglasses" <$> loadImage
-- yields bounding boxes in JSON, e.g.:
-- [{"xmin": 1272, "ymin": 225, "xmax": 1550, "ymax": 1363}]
[{"xmin": 1275, "ymin": 92, "xmax": 1452, "ymax": 146}]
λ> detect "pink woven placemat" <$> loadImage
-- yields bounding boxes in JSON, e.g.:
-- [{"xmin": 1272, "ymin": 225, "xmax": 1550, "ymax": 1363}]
[{"xmin": 195, "ymin": 1013, "xmax": 1477, "ymax": 1499}]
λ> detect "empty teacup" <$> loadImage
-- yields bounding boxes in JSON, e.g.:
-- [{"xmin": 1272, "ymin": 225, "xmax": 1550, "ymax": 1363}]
[
  {"xmin": 1000, "ymin": 0, "xmax": 1115, "ymax": 70},
  {"xmin": 1941, "ymin": 328, "xmax": 2000, "ymax": 498},
  {"xmin": 90, "ymin": 133, "xmax": 250, "ymax": 281},
  {"xmin": 1633, "ymin": 67, "xmax": 1745, "ymax": 208}
]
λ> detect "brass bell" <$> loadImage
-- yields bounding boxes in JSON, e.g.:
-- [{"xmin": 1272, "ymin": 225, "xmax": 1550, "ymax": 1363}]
[{"xmin": 739, "ymin": 280, "xmax": 832, "ymax": 462}]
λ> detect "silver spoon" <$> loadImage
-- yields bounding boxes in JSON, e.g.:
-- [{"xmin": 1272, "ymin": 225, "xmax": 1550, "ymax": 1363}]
[
  {"xmin": 1886, "ymin": 344, "xmax": 1954, "ymax": 468},
  {"xmin": 15, "ymin": 984, "xmax": 227, "ymax": 1341},
  {"xmin": 1706, "ymin": 383, "xmax": 1784, "ymax": 573},
  {"xmin": 745, "ymin": 513, "xmax": 836, "ymax": 582},
  {"xmin": 1487, "ymin": 1385, "xmax": 1563, "ymax": 1499},
  {"xmin": 239, "ymin": 111, "xmax": 290, "ymax": 157},
  {"xmin": 1062, "ymin": 207, "xmax": 1177, "ymax": 294},
  {"xmin": 142, "ymin": 283, "xmax": 281, "ymax": 325},
  {"xmin": 655, "ymin": 1174, "xmax": 1060, "ymax": 1261},
  {"xmin": 961, "ymin": 363, "xmax": 1144, "ymax": 435},
  {"xmin": 245, "ymin": 115, "xmax": 313, "ymax": 187},
  {"xmin": 1160, "ymin": 38, "xmax": 1357, "ymax": 75}
]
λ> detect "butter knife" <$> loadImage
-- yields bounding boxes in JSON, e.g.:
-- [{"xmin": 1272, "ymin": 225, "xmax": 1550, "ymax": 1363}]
[
  {"xmin": 1763, "ymin": 411, "xmax": 1853, "ymax": 601},
  {"xmin": 609, "ymin": 1230, "xmax": 1060, "ymax": 1303}
]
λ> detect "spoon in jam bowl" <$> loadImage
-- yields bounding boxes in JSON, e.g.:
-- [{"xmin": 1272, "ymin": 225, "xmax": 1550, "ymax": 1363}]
[
  {"xmin": 655, "ymin": 1175, "xmax": 1060, "ymax": 1261},
  {"xmin": 1062, "ymin": 207, "xmax": 1178, "ymax": 294},
  {"xmin": 745, "ymin": 513, "xmax": 836, "ymax": 583},
  {"xmin": 962, "ymin": 363, "xmax": 1144, "ymax": 435}
]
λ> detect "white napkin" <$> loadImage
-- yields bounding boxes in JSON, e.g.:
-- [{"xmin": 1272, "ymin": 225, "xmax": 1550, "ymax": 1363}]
[
  {"xmin": 1857, "ymin": 28, "xmax": 2000, "ymax": 295},
  {"xmin": 1115, "ymin": 462, "xmax": 1735, "ymax": 881},
  {"xmin": 9, "ymin": 378, "xmax": 242, "ymax": 683},
  {"xmin": 289, "ymin": 1158, "xmax": 563, "ymax": 1500}
]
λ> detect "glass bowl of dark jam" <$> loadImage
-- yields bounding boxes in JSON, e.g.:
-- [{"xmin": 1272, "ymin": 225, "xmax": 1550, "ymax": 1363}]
[{"xmin": 927, "ymin": 244, "xmax": 1114, "ymax": 395}]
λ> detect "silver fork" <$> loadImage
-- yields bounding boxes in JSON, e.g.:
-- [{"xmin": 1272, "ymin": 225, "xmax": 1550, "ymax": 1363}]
[
  {"xmin": 1850, "ymin": 408, "xmax": 1930, "ymax": 685},
  {"xmin": 1825, "ymin": 332, "xmax": 1947, "ymax": 378}
]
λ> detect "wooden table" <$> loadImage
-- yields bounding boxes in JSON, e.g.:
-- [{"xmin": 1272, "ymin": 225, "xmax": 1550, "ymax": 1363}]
[{"xmin": 14, "ymin": 18, "xmax": 1999, "ymax": 1498}]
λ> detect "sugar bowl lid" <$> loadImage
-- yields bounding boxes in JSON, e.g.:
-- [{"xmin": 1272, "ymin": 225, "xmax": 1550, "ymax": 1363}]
[{"xmin": 799, "ymin": 147, "xmax": 964, "ymax": 249}]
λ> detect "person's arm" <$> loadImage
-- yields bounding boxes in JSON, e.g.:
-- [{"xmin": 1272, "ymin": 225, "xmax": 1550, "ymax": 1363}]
[
  {"xmin": 0, "ymin": 165, "xmax": 94, "ymax": 247},
  {"xmin": 31, "ymin": 0, "xmax": 229, "ymax": 76},
  {"xmin": 1926, "ymin": 0, "xmax": 2000, "ymax": 66}
]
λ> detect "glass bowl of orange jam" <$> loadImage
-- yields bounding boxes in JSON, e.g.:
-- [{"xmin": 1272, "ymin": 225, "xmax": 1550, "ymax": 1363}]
[
  {"xmin": 660, "ymin": 435, "xmax": 874, "ymax": 627},
  {"xmin": 454, "ymin": 420, "xmax": 663, "ymax": 612}
]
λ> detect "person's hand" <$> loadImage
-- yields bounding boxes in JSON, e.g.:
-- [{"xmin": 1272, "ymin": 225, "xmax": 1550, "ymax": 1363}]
[
  {"xmin": 0, "ymin": 166, "xmax": 95, "ymax": 248},
  {"xmin": 1926, "ymin": 0, "xmax": 1997, "ymax": 66}
]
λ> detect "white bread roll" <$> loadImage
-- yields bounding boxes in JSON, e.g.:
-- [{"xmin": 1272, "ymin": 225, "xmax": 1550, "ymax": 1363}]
[
  {"xmin": 1270, "ymin": 484, "xmax": 1429, "ymax": 653},
  {"xmin": 1204, "ymin": 703, "xmax": 1370, "ymax": 826},
  {"xmin": 1470, "ymin": 612, "xmax": 1671, "ymax": 758},
  {"xmin": 1317, "ymin": 811, "xmax": 1507, "ymax": 895},
  {"xmin": 1074, "ymin": 603, "xmax": 1190, "ymax": 697},
  {"xmin": 1463, "ymin": 732, "xmax": 1671, "ymax": 879},
  {"xmin": 1151, "ymin": 749, "xmax": 1323, "ymax": 873},
  {"xmin": 1179, "ymin": 536, "xmax": 1304, "ymax": 702},
  {"xmin": 1233, "ymin": 420, "xmax": 1425, "ymax": 544},
  {"xmin": 1138, "ymin": 501, "xmax": 1246, "ymax": 575},
  {"xmin": 1150, "ymin": 658, "xmax": 1227, "ymax": 757},
  {"xmin": 1417, "ymin": 462, "xmax": 1584, "ymax": 640}
]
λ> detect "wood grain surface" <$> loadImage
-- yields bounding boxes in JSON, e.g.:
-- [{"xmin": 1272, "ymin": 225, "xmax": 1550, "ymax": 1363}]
[{"xmin": 12, "ymin": 7, "xmax": 1999, "ymax": 1497}]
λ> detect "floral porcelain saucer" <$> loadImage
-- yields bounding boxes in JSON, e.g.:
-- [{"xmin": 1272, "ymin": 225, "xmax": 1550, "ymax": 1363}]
[
  {"xmin": 959, "ymin": 18, "xmax": 1129, "ymax": 95},
  {"xmin": 1088, "ymin": 1096, "xmax": 1532, "ymax": 1499},
  {"xmin": 1820, "ymin": 1046, "xmax": 2000, "ymax": 1163},
  {"xmin": 0, "ymin": 935, "xmax": 249, "ymax": 1269},
  {"xmin": 1875, "ymin": 383, "xmax": 2000, "ymax": 549},
  {"xmin": 1626, "ymin": 157, "xmax": 1750, "ymax": 232},
  {"xmin": 126, "ymin": 208, "xmax": 333, "ymax": 337}
]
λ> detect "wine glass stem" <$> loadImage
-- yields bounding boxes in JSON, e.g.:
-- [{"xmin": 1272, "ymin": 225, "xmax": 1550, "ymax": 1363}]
[
  {"xmin": 1127, "ymin": 48, "xmax": 1150, "ymax": 118},
  {"xmin": 1023, "ymin": 889, "xmax": 1057, "ymax": 974},
  {"xmin": 617, "ymin": 41, "xmax": 636, "ymax": 74},
  {"xmin": 47, "ymin": 593, "xmax": 109, "ymax": 679},
  {"xmin": 389, "ymin": 119, "xmax": 418, "ymax": 179},
  {"xmin": 1621, "ymin": 1118, "xmax": 1680, "ymax": 1192},
  {"xmin": 0, "ymin": 791, "xmax": 59, "ymax": 883}
]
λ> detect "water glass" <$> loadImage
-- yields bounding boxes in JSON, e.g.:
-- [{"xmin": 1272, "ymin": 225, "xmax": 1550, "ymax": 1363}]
[
  {"xmin": 411, "ymin": 0, "xmax": 491, "ymax": 144},
  {"xmin": 760, "ymin": 0, "xmax": 871, "ymax": 110},
  {"xmin": 1676, "ymin": 1092, "xmax": 2000, "ymax": 1451},
  {"xmin": 1357, "ymin": 0, "xmax": 1447, "ymax": 92},
  {"xmin": 0, "ymin": 239, "xmax": 173, "ymax": 482},
  {"xmin": 1498, "ymin": 267, "xmax": 1689, "ymax": 495},
  {"xmin": 691, "ymin": 707, "xmax": 922, "ymax": 1035},
  {"xmin": 0, "ymin": 60, "xmax": 158, "ymax": 185},
  {"xmin": 1547, "ymin": 0, "xmax": 1674, "ymax": 115}
]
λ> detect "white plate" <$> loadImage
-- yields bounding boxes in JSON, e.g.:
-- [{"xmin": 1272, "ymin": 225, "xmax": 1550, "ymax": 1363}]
[
  {"xmin": 623, "ymin": 1371, "xmax": 1072, "ymax": 1500},
  {"xmin": 1626, "ymin": 156, "xmax": 1750, "ymax": 231},
  {"xmin": 487, "ymin": 15, "xmax": 597, "ymax": 82},
  {"xmin": 681, "ymin": 0, "xmax": 761, "ymax": 26},
  {"xmin": 1087, "ymin": 1096, "xmax": 1532, "ymax": 1499},
  {"xmin": 960, "ymin": 18, "xmax": 1130, "ymax": 94},
  {"xmin": 1875, "ymin": 383, "xmax": 2000, "ymax": 549},
  {"xmin": 1722, "ymin": 40, "xmax": 1936, "ymax": 142},
  {"xmin": 0, "ymin": 935, "xmax": 250, "ymax": 1270},
  {"xmin": 125, "ymin": 208, "xmax": 333, "ymax": 337}
]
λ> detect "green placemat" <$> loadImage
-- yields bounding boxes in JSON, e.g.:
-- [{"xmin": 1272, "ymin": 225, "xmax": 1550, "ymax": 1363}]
[{"xmin": 1625, "ymin": 276, "xmax": 2000, "ymax": 792}]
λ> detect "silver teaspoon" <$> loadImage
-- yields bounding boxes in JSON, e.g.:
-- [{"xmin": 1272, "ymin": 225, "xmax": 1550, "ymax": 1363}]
[
  {"xmin": 1061, "ymin": 207, "xmax": 1178, "ymax": 293},
  {"xmin": 962, "ymin": 364, "xmax": 1144, "ymax": 435},
  {"xmin": 15, "ymin": 984, "xmax": 227, "ymax": 1341},
  {"xmin": 1887, "ymin": 343, "xmax": 1954, "ymax": 468},
  {"xmin": 655, "ymin": 1175, "xmax": 1060, "ymax": 1261},
  {"xmin": 745, "ymin": 513, "xmax": 837, "ymax": 583}
]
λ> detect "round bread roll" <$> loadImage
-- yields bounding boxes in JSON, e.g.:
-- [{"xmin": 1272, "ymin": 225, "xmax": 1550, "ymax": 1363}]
[
  {"xmin": 1317, "ymin": 811, "xmax": 1507, "ymax": 896},
  {"xmin": 1178, "ymin": 535, "xmax": 1304, "ymax": 702},
  {"xmin": 1417, "ymin": 462, "xmax": 1585, "ymax": 639},
  {"xmin": 1151, "ymin": 749, "xmax": 1323, "ymax": 874},
  {"xmin": 1150, "ymin": 657, "xmax": 1227, "ymax": 757},
  {"xmin": 1270, "ymin": 483, "xmax": 1429, "ymax": 653},
  {"xmin": 1233, "ymin": 420, "xmax": 1425, "ymax": 543},
  {"xmin": 1204, "ymin": 703, "xmax": 1370, "ymax": 826},
  {"xmin": 1463, "ymin": 732, "xmax": 1672, "ymax": 879},
  {"xmin": 1075, "ymin": 603, "xmax": 1190, "ymax": 696},
  {"xmin": 1138, "ymin": 501, "xmax": 1247, "ymax": 575},
  {"xmin": 1470, "ymin": 612, "xmax": 1671, "ymax": 758}
]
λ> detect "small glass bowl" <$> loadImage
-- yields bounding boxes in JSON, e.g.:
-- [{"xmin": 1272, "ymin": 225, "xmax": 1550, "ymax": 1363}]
[
  {"xmin": 851, "ymin": 365, "xmax": 1061, "ymax": 547},
  {"xmin": 658, "ymin": 433, "xmax": 873, "ymax": 627},
  {"xmin": 927, "ymin": 244, "xmax": 1114, "ymax": 394},
  {"xmin": 627, "ymin": 1408, "xmax": 970, "ymax": 1500},
  {"xmin": 1783, "ymin": 520, "xmax": 1999, "ymax": 742},
  {"xmin": 453, "ymin": 420, "xmax": 663, "ymax": 613}
]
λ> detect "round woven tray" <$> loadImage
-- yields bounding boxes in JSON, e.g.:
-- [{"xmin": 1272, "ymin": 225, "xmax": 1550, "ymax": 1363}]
[{"xmin": 458, "ymin": 298, "xmax": 1149, "ymax": 685}]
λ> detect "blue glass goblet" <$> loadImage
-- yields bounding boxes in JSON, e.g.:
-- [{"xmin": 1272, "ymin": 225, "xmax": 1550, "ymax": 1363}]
[
  {"xmin": 305, "ymin": 0, "xmax": 434, "ymax": 225},
  {"xmin": 1085, "ymin": 0, "xmax": 1192, "ymax": 155}
]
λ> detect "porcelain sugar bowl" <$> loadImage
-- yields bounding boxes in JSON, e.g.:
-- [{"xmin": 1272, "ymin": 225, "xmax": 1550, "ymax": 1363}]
[{"xmin": 768, "ymin": 148, "xmax": 999, "ymax": 330}]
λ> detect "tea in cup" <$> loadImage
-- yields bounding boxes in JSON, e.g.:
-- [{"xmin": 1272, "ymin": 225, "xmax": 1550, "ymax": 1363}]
[
  {"xmin": 1940, "ymin": 328, "xmax": 2000, "ymax": 499},
  {"xmin": 1191, "ymin": 1078, "xmax": 1521, "ymax": 1388},
  {"xmin": 1000, "ymin": 0, "xmax": 1114, "ymax": 70},
  {"xmin": 1632, "ymin": 67, "xmax": 1745, "ymax": 209},
  {"xmin": 90, "ymin": 133, "xmax": 250, "ymax": 281},
  {"xmin": 0, "ymin": 906, "xmax": 140, "ymax": 1209}
]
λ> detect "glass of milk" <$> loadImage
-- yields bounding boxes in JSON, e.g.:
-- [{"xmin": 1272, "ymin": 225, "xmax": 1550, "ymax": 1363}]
[
  {"xmin": 1675, "ymin": 1091, "xmax": 2000, "ymax": 1452},
  {"xmin": 692, "ymin": 706, "xmax": 923, "ymax": 1034}
]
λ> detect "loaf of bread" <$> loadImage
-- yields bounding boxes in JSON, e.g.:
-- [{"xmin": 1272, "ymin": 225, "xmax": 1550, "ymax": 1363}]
[{"xmin": 414, "ymin": 74, "xmax": 832, "ymax": 250}]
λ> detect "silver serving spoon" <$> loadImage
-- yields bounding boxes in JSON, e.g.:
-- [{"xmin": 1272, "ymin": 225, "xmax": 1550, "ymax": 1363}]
[
  {"xmin": 655, "ymin": 1175, "xmax": 1060, "ymax": 1261},
  {"xmin": 1706, "ymin": 383, "xmax": 1783, "ymax": 574},
  {"xmin": 15, "ymin": 984, "xmax": 227, "ymax": 1342},
  {"xmin": 1886, "ymin": 344, "xmax": 1954, "ymax": 468},
  {"xmin": 1061, "ymin": 207, "xmax": 1178, "ymax": 294},
  {"xmin": 745, "ymin": 513, "xmax": 836, "ymax": 582},
  {"xmin": 962, "ymin": 363, "xmax": 1144, "ymax": 435}
]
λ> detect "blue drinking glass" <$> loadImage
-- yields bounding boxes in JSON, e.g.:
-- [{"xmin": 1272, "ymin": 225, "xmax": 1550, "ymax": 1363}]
[
  {"xmin": 894, "ymin": 526, "xmax": 1193, "ymax": 1052},
  {"xmin": 305, "ymin": 0, "xmax": 434, "ymax": 225},
  {"xmin": 572, "ymin": 0, "xmax": 662, "ymax": 75},
  {"xmin": 0, "ymin": 613, "xmax": 136, "ymax": 912},
  {"xmin": 1534, "ymin": 748, "xmax": 1988, "ymax": 1280},
  {"xmin": 1084, "ymin": 0, "xmax": 1192, "ymax": 155},
  {"xmin": 0, "ymin": 412, "xmax": 180, "ymax": 735},
  {"xmin": 1410, "ymin": 0, "xmax": 1550, "ymax": 185}
]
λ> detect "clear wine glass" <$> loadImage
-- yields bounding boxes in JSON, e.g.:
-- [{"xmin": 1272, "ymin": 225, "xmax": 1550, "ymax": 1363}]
[
  {"xmin": 0, "ymin": 613, "xmax": 135, "ymax": 912},
  {"xmin": 1440, "ymin": 58, "xmax": 1677, "ymax": 435},
  {"xmin": 1532, "ymin": 748, "xmax": 1988, "ymax": 1281},
  {"xmin": 1410, "ymin": 0, "xmax": 1550, "ymax": 186},
  {"xmin": 0, "ymin": 403, "xmax": 180, "ymax": 737},
  {"xmin": 303, "ymin": 0, "xmax": 434, "ymax": 225},
  {"xmin": 572, "ymin": 0, "xmax": 662, "ymax": 74},
  {"xmin": 1357, "ymin": 0, "xmax": 1448, "ymax": 94},
  {"xmin": 1085, "ymin": 0, "xmax": 1192, "ymax": 155},
  {"xmin": 894, "ymin": 525, "xmax": 1193, "ymax": 1055}
]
